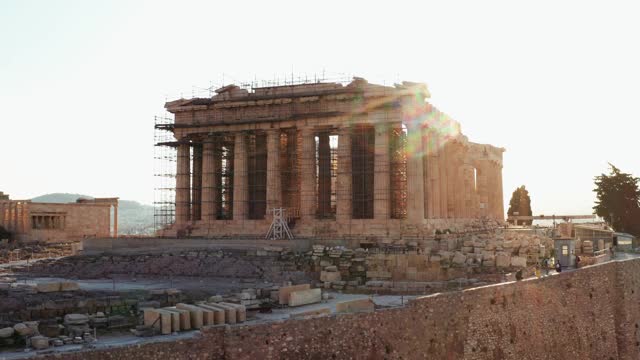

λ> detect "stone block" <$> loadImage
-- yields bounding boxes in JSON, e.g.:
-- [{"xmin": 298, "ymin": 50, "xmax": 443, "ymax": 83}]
[
  {"xmin": 278, "ymin": 284, "xmax": 310, "ymax": 305},
  {"xmin": 60, "ymin": 281, "xmax": 80, "ymax": 292},
  {"xmin": 193, "ymin": 306, "xmax": 214, "ymax": 326},
  {"xmin": 289, "ymin": 307, "xmax": 331, "ymax": 319},
  {"xmin": 13, "ymin": 323, "xmax": 35, "ymax": 337},
  {"xmin": 220, "ymin": 302, "xmax": 246, "ymax": 323},
  {"xmin": 452, "ymin": 252, "xmax": 466, "ymax": 266},
  {"xmin": 30, "ymin": 336, "xmax": 49, "ymax": 350},
  {"xmin": 320, "ymin": 271, "xmax": 341, "ymax": 282},
  {"xmin": 208, "ymin": 295, "xmax": 223, "ymax": 303},
  {"xmin": 158, "ymin": 309, "xmax": 180, "ymax": 332},
  {"xmin": 0, "ymin": 327, "xmax": 14, "ymax": 338},
  {"xmin": 143, "ymin": 309, "xmax": 170, "ymax": 334},
  {"xmin": 496, "ymin": 252, "xmax": 511, "ymax": 268},
  {"xmin": 64, "ymin": 314, "xmax": 89, "ymax": 326},
  {"xmin": 36, "ymin": 282, "xmax": 61, "ymax": 293},
  {"xmin": 163, "ymin": 308, "xmax": 191, "ymax": 330},
  {"xmin": 176, "ymin": 304, "xmax": 203, "ymax": 329},
  {"xmin": 461, "ymin": 246, "xmax": 473, "ymax": 254},
  {"xmin": 195, "ymin": 304, "xmax": 226, "ymax": 325},
  {"xmin": 288, "ymin": 288, "xmax": 321, "ymax": 307},
  {"xmin": 336, "ymin": 298, "xmax": 375, "ymax": 313},
  {"xmin": 208, "ymin": 303, "xmax": 236, "ymax": 324},
  {"xmin": 511, "ymin": 256, "xmax": 527, "ymax": 268},
  {"xmin": 482, "ymin": 258, "xmax": 496, "ymax": 267}
]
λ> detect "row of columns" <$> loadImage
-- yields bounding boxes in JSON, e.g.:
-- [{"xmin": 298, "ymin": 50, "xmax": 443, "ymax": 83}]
[
  {"xmin": 0, "ymin": 201, "xmax": 29, "ymax": 234},
  {"xmin": 174, "ymin": 123, "xmax": 504, "ymax": 227},
  {"xmin": 414, "ymin": 125, "xmax": 504, "ymax": 221}
]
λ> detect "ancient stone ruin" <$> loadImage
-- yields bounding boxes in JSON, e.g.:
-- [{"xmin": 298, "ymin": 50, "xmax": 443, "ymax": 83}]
[{"xmin": 156, "ymin": 78, "xmax": 505, "ymax": 244}]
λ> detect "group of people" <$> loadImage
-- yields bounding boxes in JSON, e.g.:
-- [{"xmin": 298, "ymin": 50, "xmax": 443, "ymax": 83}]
[{"xmin": 534, "ymin": 257, "xmax": 568, "ymax": 278}]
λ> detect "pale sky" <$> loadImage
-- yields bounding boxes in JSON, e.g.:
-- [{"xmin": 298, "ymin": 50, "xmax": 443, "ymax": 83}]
[{"xmin": 2, "ymin": 0, "xmax": 639, "ymax": 216}]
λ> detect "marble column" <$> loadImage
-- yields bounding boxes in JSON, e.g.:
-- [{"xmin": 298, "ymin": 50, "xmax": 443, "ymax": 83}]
[
  {"xmin": 496, "ymin": 162, "xmax": 505, "ymax": 221},
  {"xmin": 0, "ymin": 202, "xmax": 5, "ymax": 229},
  {"xmin": 12, "ymin": 203, "xmax": 18, "ymax": 232},
  {"xmin": 454, "ymin": 144, "xmax": 465, "ymax": 218},
  {"xmin": 422, "ymin": 126, "xmax": 431, "ymax": 218},
  {"xmin": 428, "ymin": 129, "xmax": 441, "ymax": 218},
  {"xmin": 191, "ymin": 143, "xmax": 203, "ymax": 221},
  {"xmin": 266, "ymin": 129, "xmax": 282, "ymax": 218},
  {"xmin": 374, "ymin": 122, "xmax": 390, "ymax": 220},
  {"xmin": 317, "ymin": 132, "xmax": 332, "ymax": 217},
  {"xmin": 201, "ymin": 137, "xmax": 217, "ymax": 222},
  {"xmin": 406, "ymin": 124, "xmax": 425, "ymax": 222},
  {"xmin": 438, "ymin": 136, "xmax": 449, "ymax": 219},
  {"xmin": 476, "ymin": 161, "xmax": 489, "ymax": 218},
  {"xmin": 175, "ymin": 142, "xmax": 191, "ymax": 225},
  {"xmin": 233, "ymin": 133, "xmax": 248, "ymax": 221},
  {"xmin": 336, "ymin": 127, "xmax": 352, "ymax": 222},
  {"xmin": 299, "ymin": 128, "xmax": 317, "ymax": 222},
  {"xmin": 113, "ymin": 204, "xmax": 118, "ymax": 238}
]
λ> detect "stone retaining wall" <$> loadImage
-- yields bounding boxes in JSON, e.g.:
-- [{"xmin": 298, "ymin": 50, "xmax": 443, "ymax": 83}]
[{"xmin": 41, "ymin": 258, "xmax": 640, "ymax": 359}]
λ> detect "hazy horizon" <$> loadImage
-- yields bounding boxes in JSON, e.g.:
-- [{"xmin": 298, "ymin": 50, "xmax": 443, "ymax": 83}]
[{"xmin": 2, "ymin": 0, "xmax": 639, "ymax": 215}]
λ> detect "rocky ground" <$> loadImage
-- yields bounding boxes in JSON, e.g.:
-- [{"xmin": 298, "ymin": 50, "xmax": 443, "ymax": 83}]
[
  {"xmin": 18, "ymin": 250, "xmax": 310, "ymax": 284},
  {"xmin": 0, "ymin": 242, "xmax": 74, "ymax": 264}
]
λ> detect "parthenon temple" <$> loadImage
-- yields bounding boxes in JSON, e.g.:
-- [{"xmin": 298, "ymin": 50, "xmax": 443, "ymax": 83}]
[{"xmin": 157, "ymin": 78, "xmax": 504, "ymax": 243}]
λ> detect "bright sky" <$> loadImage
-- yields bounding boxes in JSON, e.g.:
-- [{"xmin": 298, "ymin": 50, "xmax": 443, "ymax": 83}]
[{"xmin": 2, "ymin": 0, "xmax": 639, "ymax": 215}]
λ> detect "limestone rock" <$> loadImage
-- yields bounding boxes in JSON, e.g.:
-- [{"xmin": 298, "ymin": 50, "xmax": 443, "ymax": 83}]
[
  {"xmin": 452, "ymin": 252, "xmax": 466, "ymax": 266},
  {"xmin": 36, "ymin": 282, "xmax": 61, "ymax": 293},
  {"xmin": 30, "ymin": 336, "xmax": 49, "ymax": 350},
  {"xmin": 336, "ymin": 298, "xmax": 375, "ymax": 313},
  {"xmin": 496, "ymin": 252, "xmax": 511, "ymax": 268},
  {"xmin": 60, "ymin": 281, "xmax": 79, "ymax": 292},
  {"xmin": 511, "ymin": 256, "xmax": 527, "ymax": 268},
  {"xmin": 288, "ymin": 288, "xmax": 321, "ymax": 307},
  {"xmin": 64, "ymin": 314, "xmax": 89, "ymax": 325},
  {"xmin": 320, "ymin": 271, "xmax": 341, "ymax": 282},
  {"xmin": 14, "ymin": 323, "xmax": 36, "ymax": 336},
  {"xmin": 0, "ymin": 327, "xmax": 14, "ymax": 338}
]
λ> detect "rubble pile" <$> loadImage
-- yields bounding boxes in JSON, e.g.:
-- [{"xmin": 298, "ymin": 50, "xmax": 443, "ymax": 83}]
[{"xmin": 313, "ymin": 229, "xmax": 553, "ymax": 286}]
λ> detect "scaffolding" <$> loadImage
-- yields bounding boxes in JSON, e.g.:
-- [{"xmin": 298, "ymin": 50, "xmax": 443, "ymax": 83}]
[
  {"xmin": 153, "ymin": 115, "xmax": 178, "ymax": 231},
  {"xmin": 280, "ymin": 129, "xmax": 300, "ymax": 219},
  {"xmin": 213, "ymin": 134, "xmax": 235, "ymax": 220},
  {"xmin": 265, "ymin": 208, "xmax": 294, "ymax": 240},
  {"xmin": 351, "ymin": 125, "xmax": 375, "ymax": 219},
  {"xmin": 247, "ymin": 133, "xmax": 267, "ymax": 220},
  {"xmin": 390, "ymin": 125, "xmax": 408, "ymax": 219},
  {"xmin": 315, "ymin": 131, "xmax": 338, "ymax": 219}
]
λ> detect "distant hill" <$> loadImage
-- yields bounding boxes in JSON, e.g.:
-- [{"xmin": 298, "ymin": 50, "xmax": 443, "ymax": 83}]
[{"xmin": 30, "ymin": 193, "xmax": 155, "ymax": 235}]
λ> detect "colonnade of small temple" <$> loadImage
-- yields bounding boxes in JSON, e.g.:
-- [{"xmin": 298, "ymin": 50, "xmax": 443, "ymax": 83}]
[
  {"xmin": 163, "ymin": 79, "xmax": 505, "ymax": 238},
  {"xmin": 0, "ymin": 200, "xmax": 30, "ymax": 234}
]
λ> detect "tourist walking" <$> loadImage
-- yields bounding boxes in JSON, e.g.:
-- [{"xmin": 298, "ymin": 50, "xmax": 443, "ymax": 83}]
[
  {"xmin": 575, "ymin": 254, "xmax": 581, "ymax": 268},
  {"xmin": 555, "ymin": 260, "xmax": 562, "ymax": 273}
]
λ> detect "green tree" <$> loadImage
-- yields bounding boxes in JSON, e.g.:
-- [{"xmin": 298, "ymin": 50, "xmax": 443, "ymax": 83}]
[
  {"xmin": 593, "ymin": 164, "xmax": 640, "ymax": 235},
  {"xmin": 507, "ymin": 185, "xmax": 532, "ymax": 225}
]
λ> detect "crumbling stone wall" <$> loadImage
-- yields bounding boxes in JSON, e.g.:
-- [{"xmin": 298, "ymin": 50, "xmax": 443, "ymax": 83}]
[
  {"xmin": 41, "ymin": 259, "xmax": 640, "ymax": 359},
  {"xmin": 26, "ymin": 250, "xmax": 310, "ymax": 284}
]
